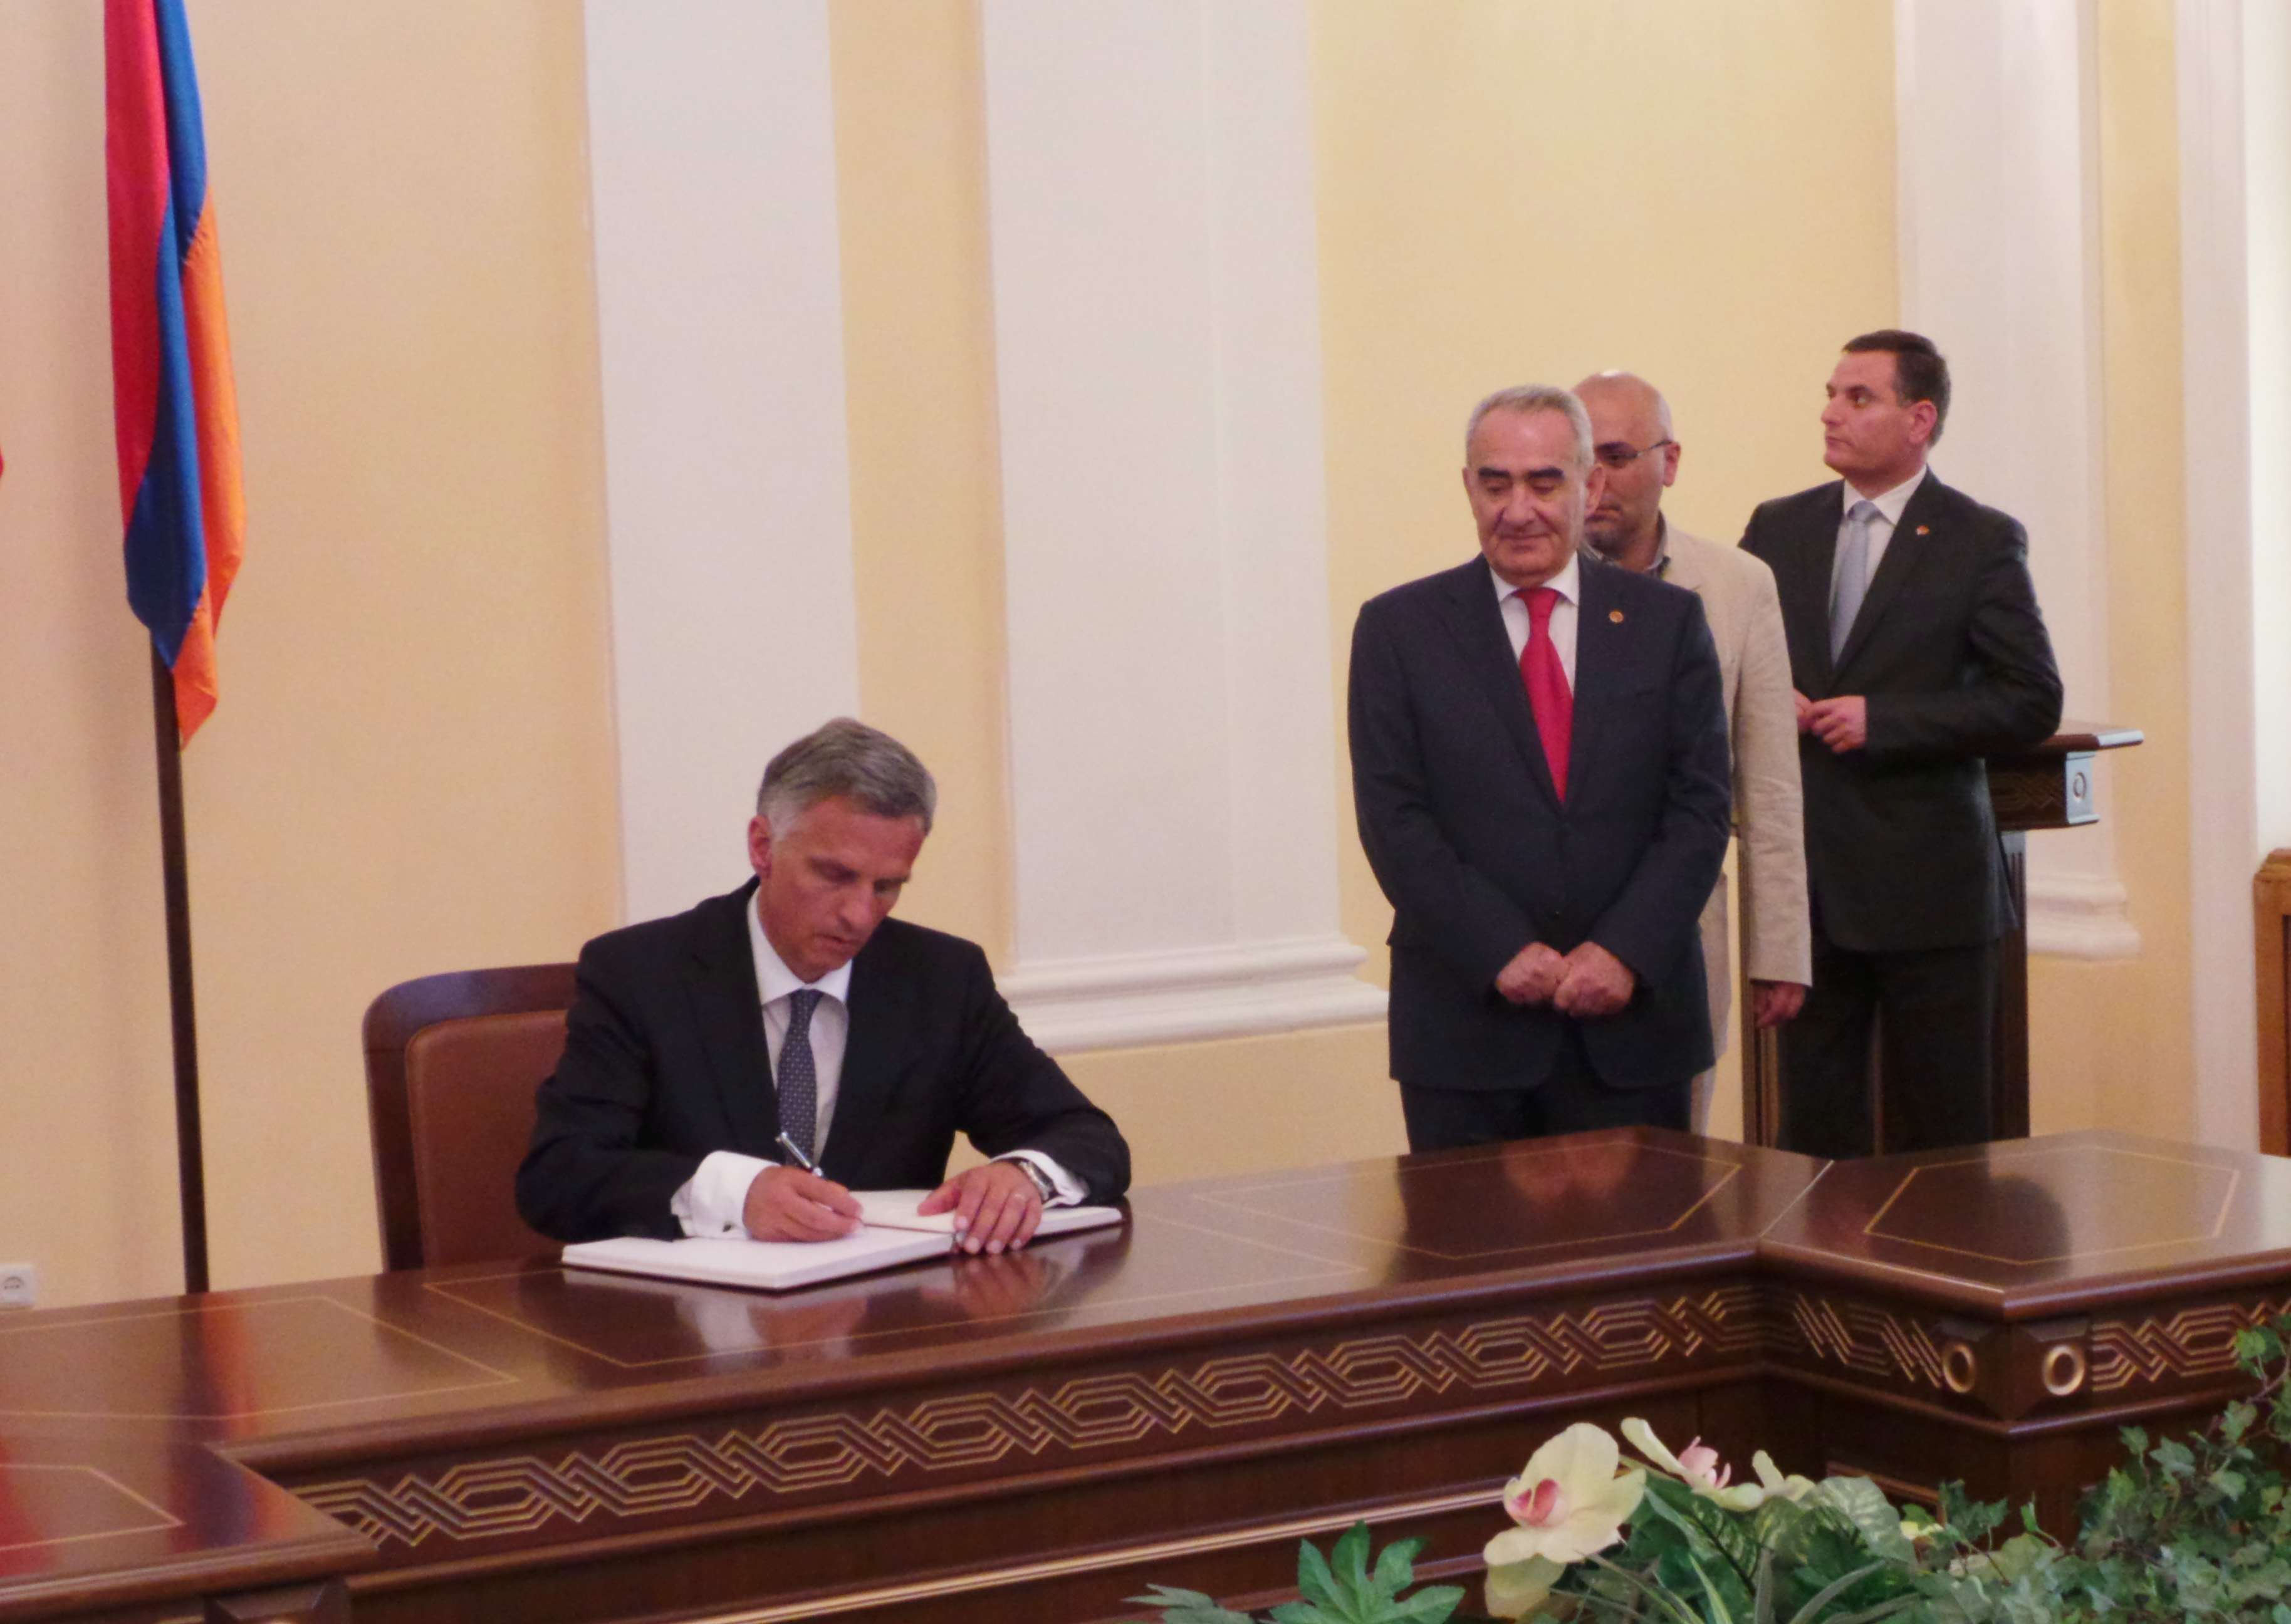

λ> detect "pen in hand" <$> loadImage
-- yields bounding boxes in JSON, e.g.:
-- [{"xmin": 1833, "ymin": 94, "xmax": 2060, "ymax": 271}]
[{"xmin": 775, "ymin": 1132, "xmax": 819, "ymax": 1173}]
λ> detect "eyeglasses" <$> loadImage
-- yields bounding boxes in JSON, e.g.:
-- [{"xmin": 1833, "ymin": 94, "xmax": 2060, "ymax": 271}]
[{"xmin": 1594, "ymin": 438, "xmax": 1674, "ymax": 471}]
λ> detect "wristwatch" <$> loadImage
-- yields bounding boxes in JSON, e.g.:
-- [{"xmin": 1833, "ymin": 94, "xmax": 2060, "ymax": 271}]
[{"xmin": 1012, "ymin": 1158, "xmax": 1057, "ymax": 1202}]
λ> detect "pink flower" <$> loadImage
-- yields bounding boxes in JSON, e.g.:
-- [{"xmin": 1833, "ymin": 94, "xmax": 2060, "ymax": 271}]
[{"xmin": 1676, "ymin": 1439, "xmax": 1731, "ymax": 1492}]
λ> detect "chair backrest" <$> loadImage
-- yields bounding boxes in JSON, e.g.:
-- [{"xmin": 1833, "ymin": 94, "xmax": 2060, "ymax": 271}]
[{"xmin": 363, "ymin": 963, "xmax": 578, "ymax": 1271}]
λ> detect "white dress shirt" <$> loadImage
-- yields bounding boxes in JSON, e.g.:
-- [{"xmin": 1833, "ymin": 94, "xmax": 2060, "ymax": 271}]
[
  {"xmin": 671, "ymin": 897, "xmax": 1081, "ymax": 1237},
  {"xmin": 1491, "ymin": 550, "xmax": 1582, "ymax": 685},
  {"xmin": 1835, "ymin": 466, "xmax": 1928, "ymax": 596}
]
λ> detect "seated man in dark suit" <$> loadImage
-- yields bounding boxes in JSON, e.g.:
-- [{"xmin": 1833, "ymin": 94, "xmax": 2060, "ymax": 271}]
[{"xmin": 517, "ymin": 719, "xmax": 1129, "ymax": 1252}]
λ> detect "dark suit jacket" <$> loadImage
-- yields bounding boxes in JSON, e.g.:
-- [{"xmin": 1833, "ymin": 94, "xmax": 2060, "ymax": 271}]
[
  {"xmin": 515, "ymin": 883, "xmax": 1130, "ymax": 1242},
  {"xmin": 1348, "ymin": 555, "xmax": 1731, "ymax": 1093},
  {"xmin": 1740, "ymin": 474, "xmax": 2062, "ymax": 952}
]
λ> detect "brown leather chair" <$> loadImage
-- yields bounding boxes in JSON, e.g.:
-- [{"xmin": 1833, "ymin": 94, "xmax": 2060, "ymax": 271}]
[{"xmin": 363, "ymin": 963, "xmax": 578, "ymax": 1271}]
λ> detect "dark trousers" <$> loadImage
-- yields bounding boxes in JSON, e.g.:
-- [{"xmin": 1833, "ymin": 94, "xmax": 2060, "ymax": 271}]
[
  {"xmin": 1779, "ymin": 909, "xmax": 1995, "ymax": 1160},
  {"xmin": 1399, "ymin": 1028, "xmax": 1689, "ymax": 1153}
]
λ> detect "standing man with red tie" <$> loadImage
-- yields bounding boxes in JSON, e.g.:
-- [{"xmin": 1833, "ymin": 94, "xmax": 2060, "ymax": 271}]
[{"xmin": 1348, "ymin": 386, "xmax": 1732, "ymax": 1150}]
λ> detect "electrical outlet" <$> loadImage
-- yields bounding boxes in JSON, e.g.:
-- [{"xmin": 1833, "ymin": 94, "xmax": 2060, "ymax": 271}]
[{"xmin": 0, "ymin": 1264, "xmax": 36, "ymax": 1308}]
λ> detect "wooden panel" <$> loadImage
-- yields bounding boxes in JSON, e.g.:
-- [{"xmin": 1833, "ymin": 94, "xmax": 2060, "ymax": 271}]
[{"xmin": 2257, "ymin": 849, "xmax": 2291, "ymax": 1155}]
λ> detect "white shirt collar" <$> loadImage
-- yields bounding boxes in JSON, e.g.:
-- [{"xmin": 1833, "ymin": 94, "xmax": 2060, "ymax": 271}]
[
  {"xmin": 1487, "ymin": 549, "xmax": 1582, "ymax": 606},
  {"xmin": 746, "ymin": 891, "xmax": 855, "ymax": 1007},
  {"xmin": 1845, "ymin": 465, "xmax": 1928, "ymax": 528}
]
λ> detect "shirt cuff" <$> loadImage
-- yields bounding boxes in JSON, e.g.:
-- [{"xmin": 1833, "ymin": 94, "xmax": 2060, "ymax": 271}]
[
  {"xmin": 671, "ymin": 1150, "xmax": 776, "ymax": 1237},
  {"xmin": 995, "ymin": 1150, "xmax": 1083, "ymax": 1207}
]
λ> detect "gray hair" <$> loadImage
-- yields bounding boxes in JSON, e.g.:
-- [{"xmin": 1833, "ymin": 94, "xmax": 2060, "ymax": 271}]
[
  {"xmin": 756, "ymin": 717, "xmax": 937, "ymax": 835},
  {"xmin": 1464, "ymin": 385, "xmax": 1593, "ymax": 467}
]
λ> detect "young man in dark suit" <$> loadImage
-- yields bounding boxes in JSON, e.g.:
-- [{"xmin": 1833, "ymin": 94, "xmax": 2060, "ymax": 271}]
[
  {"xmin": 1740, "ymin": 331, "xmax": 2062, "ymax": 1158},
  {"xmin": 517, "ymin": 719, "xmax": 1129, "ymax": 1251},
  {"xmin": 1349, "ymin": 386, "xmax": 1731, "ymax": 1150}
]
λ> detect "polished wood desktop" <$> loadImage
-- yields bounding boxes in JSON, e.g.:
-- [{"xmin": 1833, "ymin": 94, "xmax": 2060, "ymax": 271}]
[{"xmin": 4, "ymin": 1130, "xmax": 2286, "ymax": 1624}]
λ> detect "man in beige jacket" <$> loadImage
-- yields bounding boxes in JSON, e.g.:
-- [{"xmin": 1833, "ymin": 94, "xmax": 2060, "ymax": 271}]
[{"xmin": 1574, "ymin": 372, "xmax": 1811, "ymax": 1131}]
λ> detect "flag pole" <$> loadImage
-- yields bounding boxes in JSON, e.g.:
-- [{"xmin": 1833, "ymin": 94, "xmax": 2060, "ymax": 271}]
[{"xmin": 150, "ymin": 647, "xmax": 209, "ymax": 1294}]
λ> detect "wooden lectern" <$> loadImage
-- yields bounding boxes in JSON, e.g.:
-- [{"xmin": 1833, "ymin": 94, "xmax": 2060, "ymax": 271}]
[{"xmin": 1744, "ymin": 722, "xmax": 2142, "ymax": 1149}]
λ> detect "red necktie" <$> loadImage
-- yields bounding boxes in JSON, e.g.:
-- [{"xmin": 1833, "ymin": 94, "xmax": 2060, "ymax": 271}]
[{"xmin": 1519, "ymin": 586, "xmax": 1571, "ymax": 800}]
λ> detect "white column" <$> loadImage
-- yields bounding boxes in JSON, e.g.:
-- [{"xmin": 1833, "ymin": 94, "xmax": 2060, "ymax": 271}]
[
  {"xmin": 980, "ymin": 0, "xmax": 1381, "ymax": 1050},
  {"xmin": 585, "ymin": 0, "xmax": 860, "ymax": 924},
  {"xmin": 2178, "ymin": 0, "xmax": 2263, "ymax": 1148},
  {"xmin": 1894, "ymin": 0, "xmax": 2137, "ymax": 959}
]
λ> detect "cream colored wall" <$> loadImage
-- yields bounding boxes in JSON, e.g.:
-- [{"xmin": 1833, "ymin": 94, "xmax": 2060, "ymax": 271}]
[
  {"xmin": 828, "ymin": 0, "xmax": 1013, "ymax": 962},
  {"xmin": 2026, "ymin": 0, "xmax": 2196, "ymax": 1140},
  {"xmin": 0, "ymin": 0, "xmax": 617, "ymax": 1307},
  {"xmin": 0, "ymin": 0, "xmax": 2215, "ymax": 1308}
]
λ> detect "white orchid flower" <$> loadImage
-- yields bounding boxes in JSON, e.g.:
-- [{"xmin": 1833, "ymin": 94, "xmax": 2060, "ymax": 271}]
[
  {"xmin": 1482, "ymin": 1553, "xmax": 1564, "ymax": 1619},
  {"xmin": 1484, "ymin": 1422, "xmax": 1646, "ymax": 1570}
]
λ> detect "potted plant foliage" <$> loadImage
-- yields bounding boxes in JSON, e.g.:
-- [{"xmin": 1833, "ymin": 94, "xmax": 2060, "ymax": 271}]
[{"xmin": 1134, "ymin": 1316, "xmax": 2291, "ymax": 1623}]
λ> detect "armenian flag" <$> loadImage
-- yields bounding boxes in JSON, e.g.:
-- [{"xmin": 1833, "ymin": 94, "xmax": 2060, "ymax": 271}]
[{"xmin": 105, "ymin": 0, "xmax": 243, "ymax": 742}]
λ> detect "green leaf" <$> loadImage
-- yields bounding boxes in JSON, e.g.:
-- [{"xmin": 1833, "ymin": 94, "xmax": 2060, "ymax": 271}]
[
  {"xmin": 1127, "ymin": 1583, "xmax": 1261, "ymax": 1624},
  {"xmin": 1808, "ymin": 1476, "xmax": 1916, "ymax": 1564},
  {"xmin": 1330, "ymin": 1519, "xmax": 1374, "ymax": 1597},
  {"xmin": 1296, "ymin": 1536, "xmax": 1340, "ymax": 1611},
  {"xmin": 1586, "ymin": 1553, "xmax": 1717, "ymax": 1624},
  {"xmin": 1386, "ymin": 1585, "xmax": 1463, "ymax": 1623},
  {"xmin": 1781, "ymin": 1558, "xmax": 1892, "ymax": 1624},
  {"xmin": 1370, "ymin": 1533, "xmax": 1421, "ymax": 1600}
]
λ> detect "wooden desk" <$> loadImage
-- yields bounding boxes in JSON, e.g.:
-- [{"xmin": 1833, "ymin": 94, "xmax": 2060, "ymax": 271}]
[{"xmin": 3, "ymin": 1130, "xmax": 2285, "ymax": 1624}]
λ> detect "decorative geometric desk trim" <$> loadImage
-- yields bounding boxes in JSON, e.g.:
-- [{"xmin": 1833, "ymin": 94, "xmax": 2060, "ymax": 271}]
[
  {"xmin": 296, "ymin": 1286, "xmax": 1761, "ymax": 1551},
  {"xmin": 1772, "ymin": 1289, "xmax": 1955, "ymax": 1392},
  {"xmin": 2089, "ymin": 1296, "xmax": 2291, "ymax": 1394}
]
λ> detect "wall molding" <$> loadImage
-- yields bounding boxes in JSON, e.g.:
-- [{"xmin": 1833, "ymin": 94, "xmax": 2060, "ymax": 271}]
[
  {"xmin": 584, "ymin": 0, "xmax": 860, "ymax": 924},
  {"xmin": 2025, "ymin": 869, "xmax": 2141, "ymax": 961},
  {"xmin": 1001, "ymin": 939, "xmax": 1384, "ymax": 1054},
  {"xmin": 981, "ymin": 0, "xmax": 1371, "ymax": 1052}
]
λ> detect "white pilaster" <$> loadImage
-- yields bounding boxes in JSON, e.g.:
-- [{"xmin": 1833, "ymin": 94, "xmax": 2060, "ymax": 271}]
[
  {"xmin": 1894, "ymin": 0, "xmax": 2137, "ymax": 960},
  {"xmin": 2178, "ymin": 0, "xmax": 2262, "ymax": 1148},
  {"xmin": 585, "ymin": 0, "xmax": 860, "ymax": 924},
  {"xmin": 979, "ymin": 0, "xmax": 1380, "ymax": 1050}
]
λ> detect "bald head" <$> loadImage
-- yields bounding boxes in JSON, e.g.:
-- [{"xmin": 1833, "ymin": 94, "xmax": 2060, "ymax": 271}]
[
  {"xmin": 1574, "ymin": 372, "xmax": 1673, "ymax": 437},
  {"xmin": 1573, "ymin": 371, "xmax": 1680, "ymax": 573}
]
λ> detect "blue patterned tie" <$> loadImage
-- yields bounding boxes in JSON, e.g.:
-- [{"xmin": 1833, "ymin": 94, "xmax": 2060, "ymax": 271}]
[
  {"xmin": 778, "ymin": 989, "xmax": 822, "ymax": 1162},
  {"xmin": 1830, "ymin": 499, "xmax": 1880, "ymax": 662}
]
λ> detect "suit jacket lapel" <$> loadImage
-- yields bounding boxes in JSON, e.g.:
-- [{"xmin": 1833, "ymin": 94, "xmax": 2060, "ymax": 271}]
[
  {"xmin": 1834, "ymin": 475, "xmax": 1943, "ymax": 676},
  {"xmin": 1775, "ymin": 483, "xmax": 1845, "ymax": 692},
  {"xmin": 1441, "ymin": 561, "xmax": 1562, "ymax": 806},
  {"xmin": 682, "ymin": 885, "xmax": 780, "ymax": 1154},
  {"xmin": 822, "ymin": 935, "xmax": 911, "ymax": 1176},
  {"xmin": 1568, "ymin": 562, "xmax": 1622, "ymax": 806}
]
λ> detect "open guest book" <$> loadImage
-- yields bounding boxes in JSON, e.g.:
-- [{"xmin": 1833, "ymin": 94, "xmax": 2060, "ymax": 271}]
[{"xmin": 560, "ymin": 1192, "xmax": 1126, "ymax": 1292}]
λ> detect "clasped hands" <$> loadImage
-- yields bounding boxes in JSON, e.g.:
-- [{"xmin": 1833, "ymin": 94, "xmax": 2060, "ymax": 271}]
[
  {"xmin": 1794, "ymin": 689, "xmax": 1866, "ymax": 752},
  {"xmin": 739, "ymin": 1158, "xmax": 1043, "ymax": 1253},
  {"xmin": 1495, "ymin": 940, "xmax": 1635, "ymax": 1017}
]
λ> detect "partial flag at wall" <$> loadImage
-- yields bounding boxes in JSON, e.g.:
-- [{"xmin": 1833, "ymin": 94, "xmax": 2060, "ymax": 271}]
[{"xmin": 105, "ymin": 0, "xmax": 243, "ymax": 742}]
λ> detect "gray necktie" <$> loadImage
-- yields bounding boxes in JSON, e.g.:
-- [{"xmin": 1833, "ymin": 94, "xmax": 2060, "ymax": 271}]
[
  {"xmin": 777, "ymin": 988, "xmax": 822, "ymax": 1162},
  {"xmin": 1830, "ymin": 499, "xmax": 1881, "ymax": 662}
]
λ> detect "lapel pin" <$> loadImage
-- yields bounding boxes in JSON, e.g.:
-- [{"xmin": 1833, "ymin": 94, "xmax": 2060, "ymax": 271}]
[
  {"xmin": 1609, "ymin": 609, "xmax": 1625, "ymax": 623},
  {"xmin": 1916, "ymin": 525, "xmax": 1931, "ymax": 536}
]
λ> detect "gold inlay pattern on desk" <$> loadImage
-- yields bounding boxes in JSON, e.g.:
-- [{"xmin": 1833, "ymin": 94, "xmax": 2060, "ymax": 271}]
[
  {"xmin": 1860, "ymin": 1144, "xmax": 2238, "ymax": 1267},
  {"xmin": 1775, "ymin": 1290, "xmax": 1957, "ymax": 1392},
  {"xmin": 296, "ymin": 1284, "xmax": 1761, "ymax": 1551},
  {"xmin": 0, "ymin": 1296, "xmax": 514, "ymax": 1422},
  {"xmin": 0, "ymin": 1464, "xmax": 180, "ymax": 1553},
  {"xmin": 1192, "ymin": 1140, "xmax": 1745, "ymax": 1261},
  {"xmin": 2090, "ymin": 1298, "xmax": 2291, "ymax": 1393}
]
